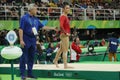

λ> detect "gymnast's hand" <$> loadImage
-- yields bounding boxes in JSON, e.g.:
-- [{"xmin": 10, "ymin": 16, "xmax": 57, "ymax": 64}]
[
  {"xmin": 66, "ymin": 33, "xmax": 70, "ymax": 36},
  {"xmin": 20, "ymin": 40, "xmax": 25, "ymax": 48}
]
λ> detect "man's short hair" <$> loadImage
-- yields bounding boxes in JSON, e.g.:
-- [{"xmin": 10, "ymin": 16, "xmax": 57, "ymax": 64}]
[{"xmin": 28, "ymin": 3, "xmax": 36, "ymax": 11}]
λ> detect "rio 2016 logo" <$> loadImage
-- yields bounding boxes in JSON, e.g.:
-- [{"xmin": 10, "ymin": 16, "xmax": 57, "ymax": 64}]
[
  {"xmin": 54, "ymin": 72, "xmax": 64, "ymax": 77},
  {"xmin": 53, "ymin": 72, "xmax": 72, "ymax": 77}
]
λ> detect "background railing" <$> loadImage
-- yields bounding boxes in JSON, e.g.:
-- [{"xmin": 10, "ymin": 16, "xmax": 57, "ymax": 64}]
[{"xmin": 0, "ymin": 6, "xmax": 120, "ymax": 20}]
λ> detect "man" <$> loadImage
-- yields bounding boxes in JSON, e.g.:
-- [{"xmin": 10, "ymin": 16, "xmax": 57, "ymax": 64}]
[
  {"xmin": 70, "ymin": 37, "xmax": 82, "ymax": 62},
  {"xmin": 19, "ymin": 4, "xmax": 55, "ymax": 80},
  {"xmin": 53, "ymin": 3, "xmax": 72, "ymax": 69},
  {"xmin": 107, "ymin": 33, "xmax": 119, "ymax": 61}
]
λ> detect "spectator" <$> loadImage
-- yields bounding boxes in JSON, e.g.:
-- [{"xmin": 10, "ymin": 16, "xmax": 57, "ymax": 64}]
[
  {"xmin": 70, "ymin": 37, "xmax": 82, "ymax": 62},
  {"xmin": 49, "ymin": 1, "xmax": 57, "ymax": 7},
  {"xmin": 36, "ymin": 39, "xmax": 43, "ymax": 64},
  {"xmin": 10, "ymin": 7, "xmax": 19, "ymax": 20},
  {"xmin": 100, "ymin": 38, "xmax": 106, "ymax": 46},
  {"xmin": 83, "ymin": 40, "xmax": 90, "ymax": 48},
  {"xmin": 93, "ymin": 39, "xmax": 99, "ymax": 46},
  {"xmin": 46, "ymin": 43, "xmax": 54, "ymax": 63}
]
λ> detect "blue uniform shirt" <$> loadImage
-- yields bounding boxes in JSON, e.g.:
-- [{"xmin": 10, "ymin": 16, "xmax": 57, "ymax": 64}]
[
  {"xmin": 46, "ymin": 48, "xmax": 53, "ymax": 54},
  {"xmin": 108, "ymin": 37, "xmax": 119, "ymax": 53},
  {"xmin": 46, "ymin": 48, "xmax": 54, "ymax": 56},
  {"xmin": 20, "ymin": 13, "xmax": 44, "ymax": 48}
]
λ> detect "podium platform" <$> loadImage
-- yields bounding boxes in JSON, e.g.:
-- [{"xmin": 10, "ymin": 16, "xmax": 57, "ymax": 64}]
[{"xmin": 0, "ymin": 62, "xmax": 120, "ymax": 80}]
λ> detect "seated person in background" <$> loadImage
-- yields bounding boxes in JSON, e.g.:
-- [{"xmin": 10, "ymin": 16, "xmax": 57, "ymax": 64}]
[
  {"xmin": 36, "ymin": 38, "xmax": 43, "ymax": 64},
  {"xmin": 70, "ymin": 37, "xmax": 82, "ymax": 62},
  {"xmin": 107, "ymin": 33, "xmax": 119, "ymax": 61},
  {"xmin": 54, "ymin": 42, "xmax": 61, "ymax": 53},
  {"xmin": 40, "ymin": 42, "xmax": 46, "ymax": 50},
  {"xmin": 54, "ymin": 42, "xmax": 63, "ymax": 63},
  {"xmin": 46, "ymin": 43, "xmax": 54, "ymax": 63},
  {"xmin": 83, "ymin": 40, "xmax": 90, "ymax": 48},
  {"xmin": 93, "ymin": 39, "xmax": 100, "ymax": 46},
  {"xmin": 100, "ymin": 38, "xmax": 106, "ymax": 46},
  {"xmin": 36, "ymin": 37, "xmax": 43, "ymax": 54}
]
